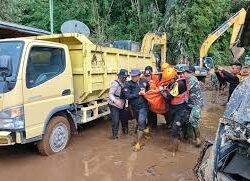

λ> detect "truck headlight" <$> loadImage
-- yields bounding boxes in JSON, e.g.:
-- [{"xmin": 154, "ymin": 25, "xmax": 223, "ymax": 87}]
[{"xmin": 0, "ymin": 106, "xmax": 24, "ymax": 130}]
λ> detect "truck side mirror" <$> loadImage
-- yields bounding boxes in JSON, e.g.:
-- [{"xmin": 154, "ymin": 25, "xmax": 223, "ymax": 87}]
[{"xmin": 0, "ymin": 55, "xmax": 12, "ymax": 78}]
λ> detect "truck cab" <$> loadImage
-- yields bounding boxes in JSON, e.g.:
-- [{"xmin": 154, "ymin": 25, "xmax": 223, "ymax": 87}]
[{"xmin": 0, "ymin": 38, "xmax": 74, "ymax": 155}]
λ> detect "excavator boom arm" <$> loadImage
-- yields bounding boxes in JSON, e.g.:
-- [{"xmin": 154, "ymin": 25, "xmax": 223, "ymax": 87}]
[
  {"xmin": 141, "ymin": 33, "xmax": 167, "ymax": 63},
  {"xmin": 199, "ymin": 8, "xmax": 247, "ymax": 67}
]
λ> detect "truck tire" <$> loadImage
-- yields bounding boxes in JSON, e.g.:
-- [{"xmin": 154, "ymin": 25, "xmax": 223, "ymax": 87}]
[{"xmin": 37, "ymin": 116, "xmax": 71, "ymax": 156}]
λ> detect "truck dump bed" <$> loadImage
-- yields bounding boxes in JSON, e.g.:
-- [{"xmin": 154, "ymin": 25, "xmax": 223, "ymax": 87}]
[{"xmin": 32, "ymin": 33, "xmax": 156, "ymax": 104}]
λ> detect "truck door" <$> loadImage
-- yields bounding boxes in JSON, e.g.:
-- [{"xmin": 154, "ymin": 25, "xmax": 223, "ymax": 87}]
[{"xmin": 22, "ymin": 43, "xmax": 73, "ymax": 139}]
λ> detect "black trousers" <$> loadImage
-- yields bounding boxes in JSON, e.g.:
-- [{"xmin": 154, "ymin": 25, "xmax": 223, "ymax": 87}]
[
  {"xmin": 109, "ymin": 104, "xmax": 128, "ymax": 138},
  {"xmin": 168, "ymin": 103, "xmax": 189, "ymax": 138},
  {"xmin": 148, "ymin": 110, "xmax": 157, "ymax": 128}
]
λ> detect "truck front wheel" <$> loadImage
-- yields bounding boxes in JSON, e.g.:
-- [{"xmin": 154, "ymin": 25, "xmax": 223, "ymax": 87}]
[{"xmin": 37, "ymin": 116, "xmax": 71, "ymax": 156}]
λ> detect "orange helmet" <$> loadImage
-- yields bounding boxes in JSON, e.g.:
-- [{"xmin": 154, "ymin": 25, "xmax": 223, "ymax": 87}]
[
  {"xmin": 162, "ymin": 68, "xmax": 177, "ymax": 82},
  {"xmin": 161, "ymin": 63, "xmax": 170, "ymax": 72}
]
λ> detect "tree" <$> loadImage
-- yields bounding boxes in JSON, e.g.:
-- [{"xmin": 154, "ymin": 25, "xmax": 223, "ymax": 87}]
[
  {"xmin": 1, "ymin": 0, "xmax": 248, "ymax": 65},
  {"xmin": 0, "ymin": 0, "xmax": 20, "ymax": 22},
  {"xmin": 161, "ymin": 0, "xmax": 233, "ymax": 64}
]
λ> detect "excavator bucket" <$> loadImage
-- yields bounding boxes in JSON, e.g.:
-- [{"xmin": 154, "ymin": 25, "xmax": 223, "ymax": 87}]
[
  {"xmin": 231, "ymin": 45, "xmax": 245, "ymax": 62},
  {"xmin": 238, "ymin": 6, "xmax": 250, "ymax": 48},
  {"xmin": 233, "ymin": 6, "xmax": 250, "ymax": 62}
]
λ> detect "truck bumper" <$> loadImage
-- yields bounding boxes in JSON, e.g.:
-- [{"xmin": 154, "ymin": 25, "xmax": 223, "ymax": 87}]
[{"xmin": 0, "ymin": 131, "xmax": 15, "ymax": 146}]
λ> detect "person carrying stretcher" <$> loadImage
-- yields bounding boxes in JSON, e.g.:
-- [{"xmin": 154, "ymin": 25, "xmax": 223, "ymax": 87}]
[
  {"xmin": 159, "ymin": 67, "xmax": 189, "ymax": 153},
  {"xmin": 142, "ymin": 65, "xmax": 170, "ymax": 129}
]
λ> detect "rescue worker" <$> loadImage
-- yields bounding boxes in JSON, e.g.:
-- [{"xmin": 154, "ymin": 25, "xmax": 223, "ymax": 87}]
[
  {"xmin": 161, "ymin": 63, "xmax": 171, "ymax": 72},
  {"xmin": 144, "ymin": 65, "xmax": 160, "ymax": 87},
  {"xmin": 108, "ymin": 69, "xmax": 129, "ymax": 140},
  {"xmin": 159, "ymin": 63, "xmax": 171, "ymax": 85},
  {"xmin": 214, "ymin": 66, "xmax": 227, "ymax": 91},
  {"xmin": 159, "ymin": 67, "xmax": 189, "ymax": 152},
  {"xmin": 216, "ymin": 63, "xmax": 242, "ymax": 101},
  {"xmin": 143, "ymin": 66, "xmax": 158, "ymax": 129},
  {"xmin": 124, "ymin": 68, "xmax": 150, "ymax": 151},
  {"xmin": 239, "ymin": 65, "xmax": 250, "ymax": 81},
  {"xmin": 183, "ymin": 65, "xmax": 204, "ymax": 147}
]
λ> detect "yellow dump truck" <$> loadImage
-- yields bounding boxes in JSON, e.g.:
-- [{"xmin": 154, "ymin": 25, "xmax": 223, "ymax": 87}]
[{"xmin": 0, "ymin": 33, "xmax": 165, "ymax": 155}]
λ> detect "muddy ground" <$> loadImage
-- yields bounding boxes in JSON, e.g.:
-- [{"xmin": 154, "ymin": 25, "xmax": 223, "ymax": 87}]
[{"xmin": 0, "ymin": 88, "xmax": 228, "ymax": 181}]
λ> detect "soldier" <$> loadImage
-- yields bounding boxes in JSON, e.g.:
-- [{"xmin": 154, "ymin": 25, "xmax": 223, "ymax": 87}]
[
  {"xmin": 183, "ymin": 65, "xmax": 204, "ymax": 147},
  {"xmin": 175, "ymin": 64, "xmax": 186, "ymax": 78},
  {"xmin": 108, "ymin": 69, "xmax": 129, "ymax": 140},
  {"xmin": 124, "ymin": 69, "xmax": 150, "ymax": 151}
]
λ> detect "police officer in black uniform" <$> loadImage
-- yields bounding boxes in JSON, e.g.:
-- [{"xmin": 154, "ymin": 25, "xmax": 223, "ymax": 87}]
[{"xmin": 124, "ymin": 68, "xmax": 150, "ymax": 151}]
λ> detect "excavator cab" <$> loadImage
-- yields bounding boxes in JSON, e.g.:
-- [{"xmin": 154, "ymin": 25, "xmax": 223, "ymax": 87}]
[
  {"xmin": 195, "ymin": 56, "xmax": 215, "ymax": 70},
  {"xmin": 203, "ymin": 57, "xmax": 215, "ymax": 69},
  {"xmin": 193, "ymin": 56, "xmax": 215, "ymax": 82}
]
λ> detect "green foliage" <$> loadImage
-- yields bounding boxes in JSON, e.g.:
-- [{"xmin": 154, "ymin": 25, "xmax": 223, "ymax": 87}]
[
  {"xmin": 0, "ymin": 0, "xmax": 20, "ymax": 21},
  {"xmin": 0, "ymin": 0, "xmax": 248, "ymax": 65},
  {"xmin": 15, "ymin": 0, "xmax": 50, "ymax": 30},
  {"xmin": 162, "ymin": 0, "xmax": 233, "ymax": 64}
]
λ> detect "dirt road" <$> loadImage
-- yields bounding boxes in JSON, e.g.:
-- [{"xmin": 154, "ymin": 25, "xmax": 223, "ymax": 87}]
[{"xmin": 0, "ymin": 90, "xmax": 226, "ymax": 181}]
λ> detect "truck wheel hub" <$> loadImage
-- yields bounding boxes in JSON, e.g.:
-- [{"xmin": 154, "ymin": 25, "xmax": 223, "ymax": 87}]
[{"xmin": 49, "ymin": 123, "xmax": 68, "ymax": 152}]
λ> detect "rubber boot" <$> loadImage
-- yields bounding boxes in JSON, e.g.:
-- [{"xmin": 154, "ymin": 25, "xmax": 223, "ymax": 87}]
[
  {"xmin": 133, "ymin": 130, "xmax": 144, "ymax": 152},
  {"xmin": 112, "ymin": 135, "xmax": 118, "ymax": 141},
  {"xmin": 112, "ymin": 129, "xmax": 118, "ymax": 140},
  {"xmin": 122, "ymin": 128, "xmax": 128, "ymax": 135},
  {"xmin": 143, "ymin": 127, "xmax": 150, "ymax": 139},
  {"xmin": 144, "ymin": 127, "xmax": 150, "ymax": 134},
  {"xmin": 193, "ymin": 128, "xmax": 201, "ymax": 147},
  {"xmin": 134, "ymin": 124, "xmax": 138, "ymax": 134}
]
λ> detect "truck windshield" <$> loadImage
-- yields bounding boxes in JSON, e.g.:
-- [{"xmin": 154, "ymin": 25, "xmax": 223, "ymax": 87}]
[{"xmin": 0, "ymin": 41, "xmax": 24, "ymax": 92}]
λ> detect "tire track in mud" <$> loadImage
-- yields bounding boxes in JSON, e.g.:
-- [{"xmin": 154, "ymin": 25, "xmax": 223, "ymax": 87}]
[{"xmin": 126, "ymin": 152, "xmax": 137, "ymax": 180}]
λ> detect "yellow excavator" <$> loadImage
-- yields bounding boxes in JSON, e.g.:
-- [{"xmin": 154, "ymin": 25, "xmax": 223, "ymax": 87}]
[
  {"xmin": 140, "ymin": 32, "xmax": 167, "ymax": 64},
  {"xmin": 195, "ymin": 8, "xmax": 249, "ymax": 81}
]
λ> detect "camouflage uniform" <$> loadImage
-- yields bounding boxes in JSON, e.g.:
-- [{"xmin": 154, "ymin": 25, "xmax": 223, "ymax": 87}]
[{"xmin": 187, "ymin": 75, "xmax": 204, "ymax": 128}]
